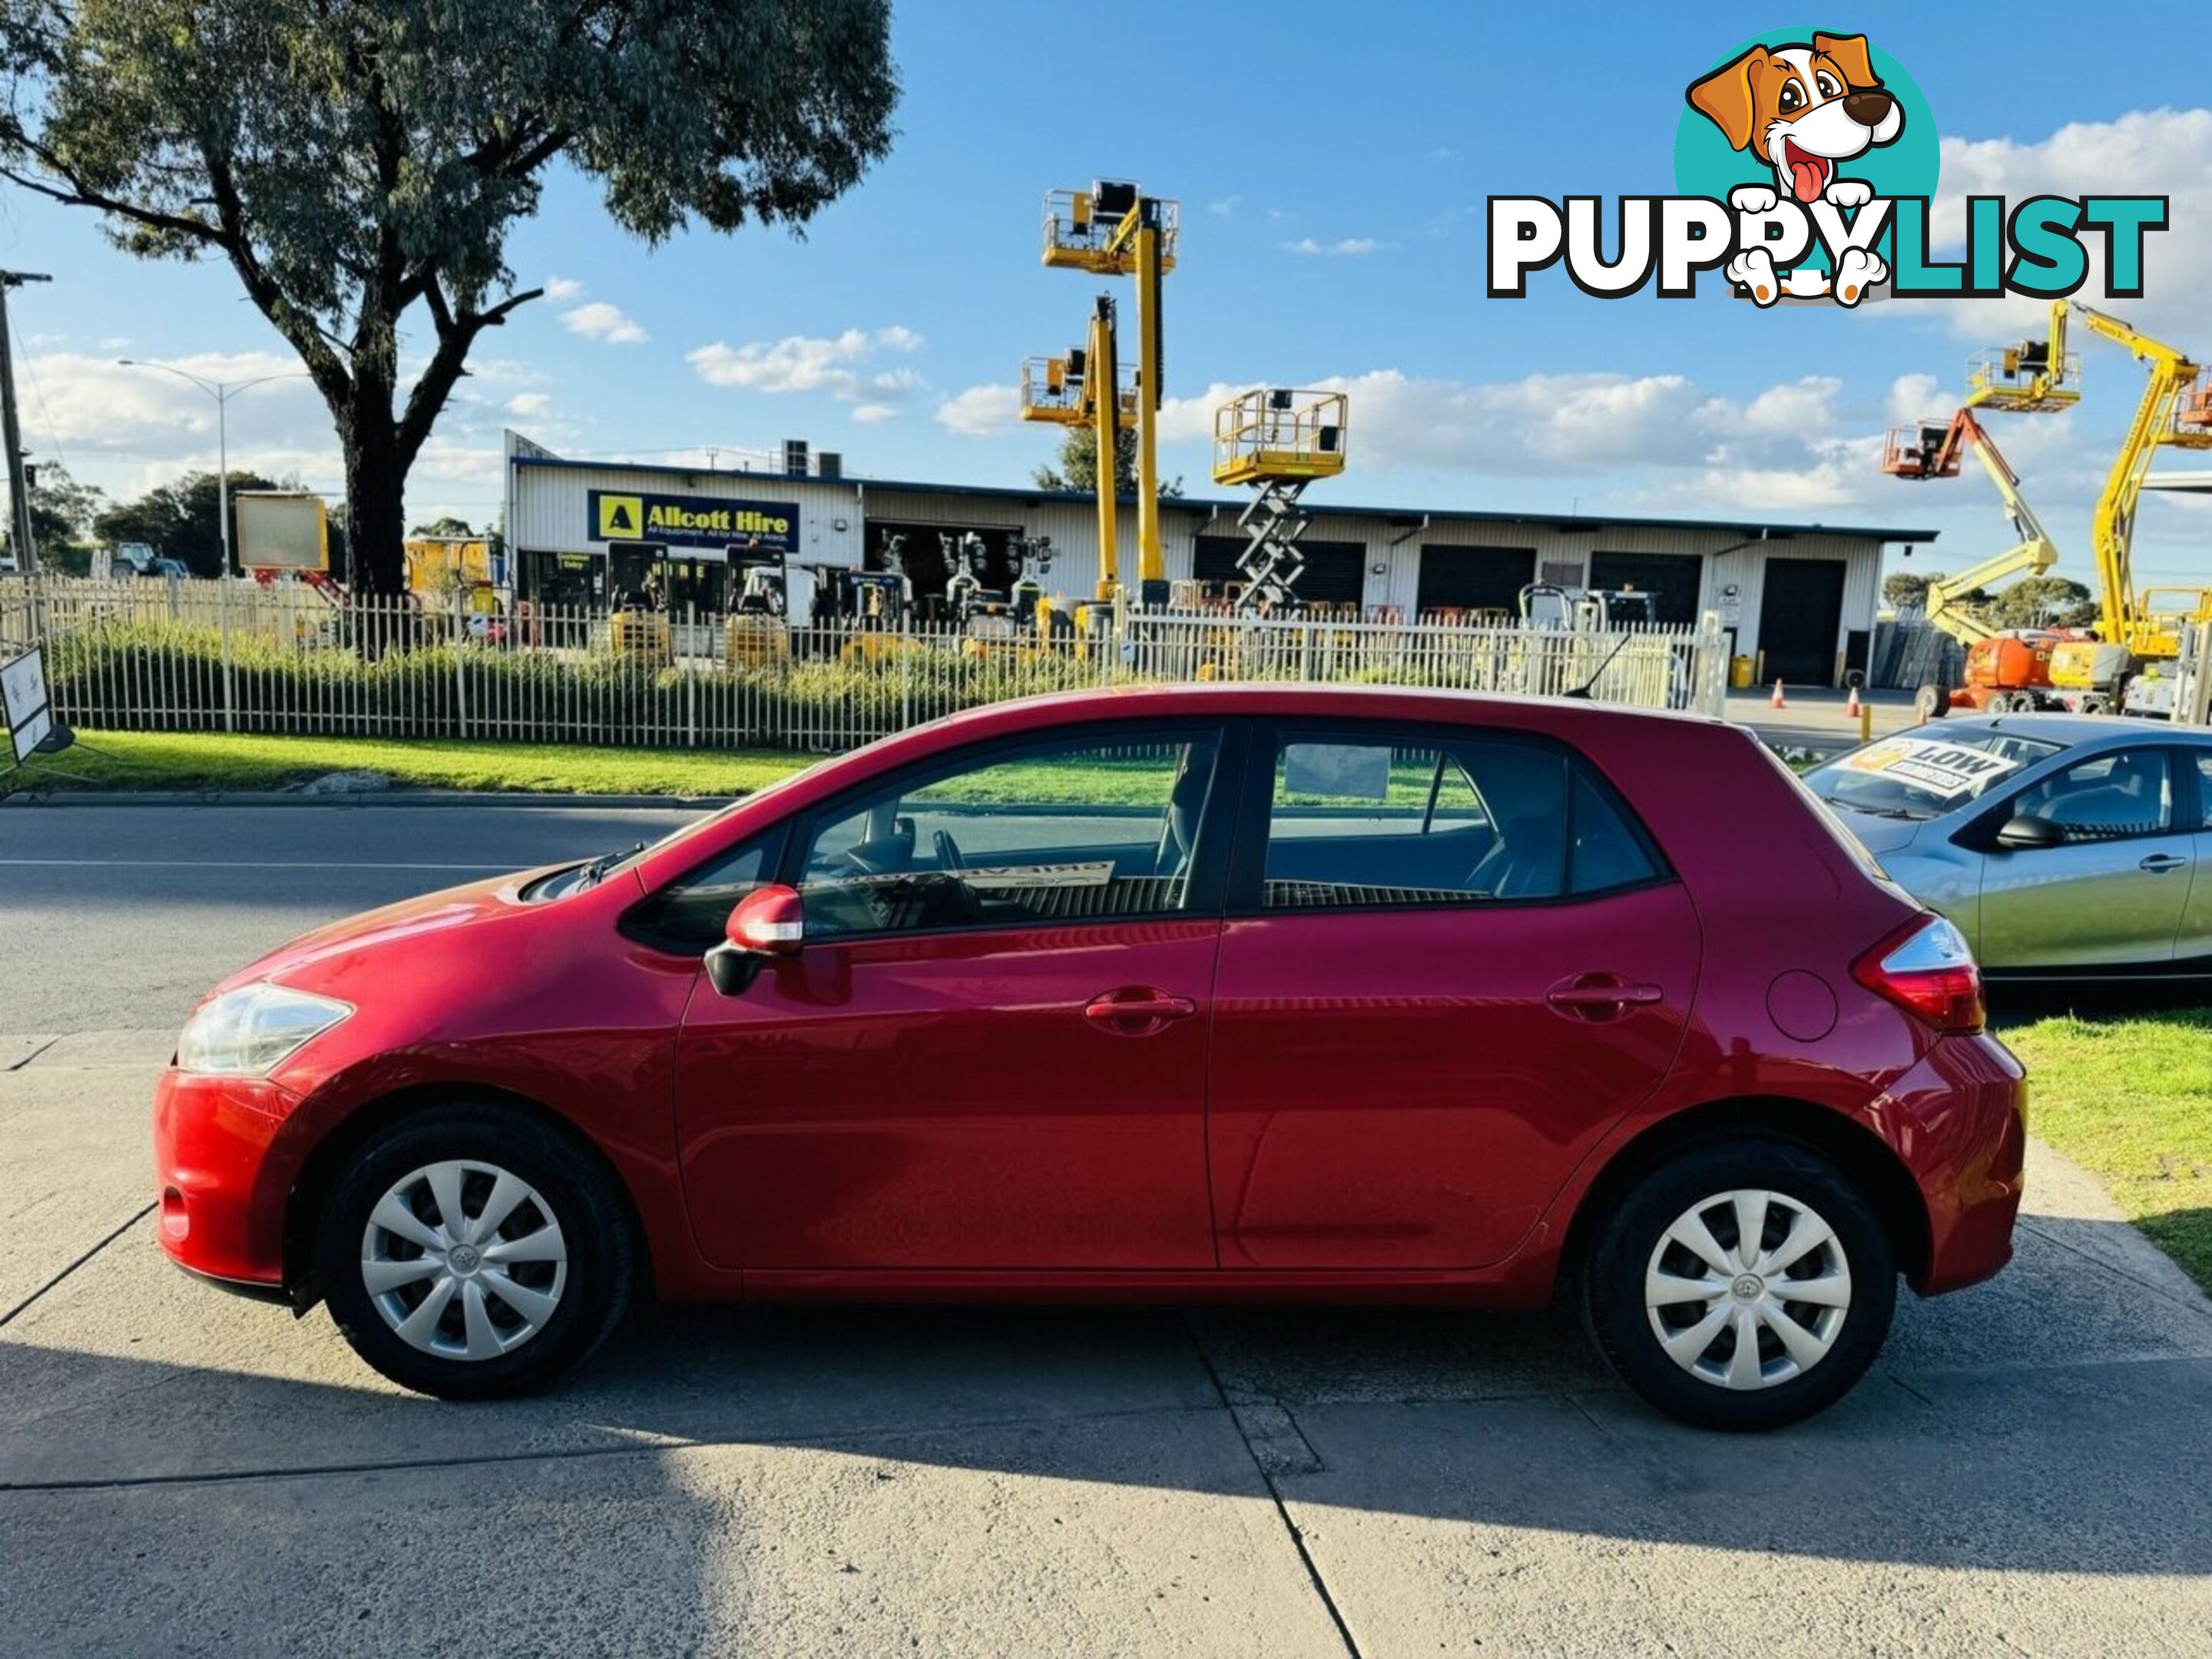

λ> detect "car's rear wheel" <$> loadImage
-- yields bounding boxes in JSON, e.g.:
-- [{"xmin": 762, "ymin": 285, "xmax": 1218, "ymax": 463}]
[
  {"xmin": 1582, "ymin": 1137, "xmax": 1896, "ymax": 1431},
  {"xmin": 317, "ymin": 1104, "xmax": 635, "ymax": 1399}
]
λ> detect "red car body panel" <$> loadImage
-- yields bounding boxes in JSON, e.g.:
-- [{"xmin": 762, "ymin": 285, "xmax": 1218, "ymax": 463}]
[
  {"xmin": 674, "ymin": 920, "xmax": 1221, "ymax": 1270},
  {"xmin": 151, "ymin": 686, "xmax": 2027, "ymax": 1313}
]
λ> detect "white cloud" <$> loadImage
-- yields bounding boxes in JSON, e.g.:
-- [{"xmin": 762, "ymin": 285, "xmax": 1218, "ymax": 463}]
[
  {"xmin": 542, "ymin": 276, "xmax": 584, "ymax": 302},
  {"xmin": 1208, "ymin": 195, "xmax": 1240, "ymax": 217},
  {"xmin": 687, "ymin": 326, "xmax": 927, "ymax": 401},
  {"xmin": 505, "ymin": 391, "xmax": 552, "ymax": 418},
  {"xmin": 1929, "ymin": 108, "xmax": 2212, "ymax": 337},
  {"xmin": 1741, "ymin": 376, "xmax": 1842, "ymax": 437},
  {"xmin": 934, "ymin": 384, "xmax": 1022, "ymax": 437},
  {"xmin": 850, "ymin": 402, "xmax": 899, "ymax": 425},
  {"xmin": 1283, "ymin": 237, "xmax": 1380, "ymax": 257},
  {"xmin": 1887, "ymin": 373, "xmax": 1943, "ymax": 425},
  {"xmin": 1429, "ymin": 146, "xmax": 1459, "ymax": 162},
  {"xmin": 1155, "ymin": 366, "xmax": 1935, "ymax": 514},
  {"xmin": 562, "ymin": 301, "xmax": 647, "ymax": 344}
]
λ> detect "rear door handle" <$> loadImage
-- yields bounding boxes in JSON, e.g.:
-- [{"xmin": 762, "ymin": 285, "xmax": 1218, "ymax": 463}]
[
  {"xmin": 1546, "ymin": 975, "xmax": 1665, "ymax": 1019},
  {"xmin": 2140, "ymin": 853, "xmax": 2188, "ymax": 873}
]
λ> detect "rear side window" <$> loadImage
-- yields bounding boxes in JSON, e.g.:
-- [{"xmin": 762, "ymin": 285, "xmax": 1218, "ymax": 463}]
[
  {"xmin": 1569, "ymin": 770, "xmax": 1660, "ymax": 893},
  {"xmin": 1257, "ymin": 733, "xmax": 1660, "ymax": 909}
]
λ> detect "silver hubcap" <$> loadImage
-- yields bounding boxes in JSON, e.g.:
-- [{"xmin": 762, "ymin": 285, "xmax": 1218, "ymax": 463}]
[
  {"xmin": 1645, "ymin": 1188, "xmax": 1850, "ymax": 1391},
  {"xmin": 361, "ymin": 1160, "xmax": 568, "ymax": 1361}
]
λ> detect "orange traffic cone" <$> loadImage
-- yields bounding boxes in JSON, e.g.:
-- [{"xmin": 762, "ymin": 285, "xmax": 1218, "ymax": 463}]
[
  {"xmin": 1770, "ymin": 678, "xmax": 1787, "ymax": 710},
  {"xmin": 1845, "ymin": 684, "xmax": 1861, "ymax": 718}
]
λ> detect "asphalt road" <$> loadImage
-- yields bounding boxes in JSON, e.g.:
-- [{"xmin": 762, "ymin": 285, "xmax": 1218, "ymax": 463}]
[{"xmin": 3, "ymin": 800, "xmax": 2211, "ymax": 1656}]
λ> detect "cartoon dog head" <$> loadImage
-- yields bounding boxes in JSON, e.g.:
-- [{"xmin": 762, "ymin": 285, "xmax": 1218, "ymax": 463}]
[{"xmin": 1687, "ymin": 33, "xmax": 1902, "ymax": 204}]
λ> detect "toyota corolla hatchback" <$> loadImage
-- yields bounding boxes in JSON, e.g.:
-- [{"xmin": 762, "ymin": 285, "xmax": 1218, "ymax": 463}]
[
  {"xmin": 1803, "ymin": 716, "xmax": 2212, "ymax": 982},
  {"xmin": 155, "ymin": 686, "xmax": 2025, "ymax": 1430}
]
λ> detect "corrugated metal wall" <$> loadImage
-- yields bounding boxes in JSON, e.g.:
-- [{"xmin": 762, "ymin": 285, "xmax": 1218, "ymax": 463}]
[{"xmin": 508, "ymin": 457, "xmax": 1888, "ymax": 684}]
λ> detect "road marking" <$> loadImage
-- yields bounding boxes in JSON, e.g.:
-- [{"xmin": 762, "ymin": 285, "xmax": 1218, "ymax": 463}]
[{"xmin": 0, "ymin": 859, "xmax": 516, "ymax": 870}]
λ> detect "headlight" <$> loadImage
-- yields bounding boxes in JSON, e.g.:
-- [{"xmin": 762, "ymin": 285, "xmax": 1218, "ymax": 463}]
[{"xmin": 176, "ymin": 983, "xmax": 353, "ymax": 1077}]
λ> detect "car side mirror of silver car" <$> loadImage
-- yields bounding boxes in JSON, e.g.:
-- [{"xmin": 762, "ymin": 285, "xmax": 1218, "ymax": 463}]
[
  {"xmin": 705, "ymin": 883, "xmax": 806, "ymax": 996},
  {"xmin": 1995, "ymin": 813, "xmax": 2066, "ymax": 853}
]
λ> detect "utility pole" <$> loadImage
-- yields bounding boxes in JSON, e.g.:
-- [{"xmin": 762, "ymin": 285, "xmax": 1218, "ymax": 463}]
[{"xmin": 0, "ymin": 271, "xmax": 54, "ymax": 575}]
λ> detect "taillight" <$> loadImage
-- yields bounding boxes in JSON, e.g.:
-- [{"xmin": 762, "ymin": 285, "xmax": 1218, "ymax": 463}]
[{"xmin": 1853, "ymin": 915, "xmax": 1985, "ymax": 1035}]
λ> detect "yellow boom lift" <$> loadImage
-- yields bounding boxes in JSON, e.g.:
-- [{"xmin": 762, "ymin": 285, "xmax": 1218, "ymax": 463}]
[
  {"xmin": 1040, "ymin": 180, "xmax": 1177, "ymax": 604},
  {"xmin": 1882, "ymin": 303, "xmax": 2075, "ymax": 713},
  {"xmin": 1021, "ymin": 292, "xmax": 1138, "ymax": 598},
  {"xmin": 2048, "ymin": 302, "xmax": 2212, "ymax": 714}
]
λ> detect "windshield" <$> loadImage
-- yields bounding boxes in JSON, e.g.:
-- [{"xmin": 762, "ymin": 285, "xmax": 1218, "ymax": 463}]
[{"xmin": 1806, "ymin": 732, "xmax": 2064, "ymax": 821}]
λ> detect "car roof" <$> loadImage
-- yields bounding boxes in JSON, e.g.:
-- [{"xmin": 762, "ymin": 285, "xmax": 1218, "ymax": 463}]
[
  {"xmin": 902, "ymin": 681, "xmax": 1731, "ymax": 739},
  {"xmin": 1901, "ymin": 713, "xmax": 2212, "ymax": 750}
]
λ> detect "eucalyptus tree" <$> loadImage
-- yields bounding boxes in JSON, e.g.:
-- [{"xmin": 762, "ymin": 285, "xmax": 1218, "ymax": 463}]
[{"xmin": 0, "ymin": 0, "xmax": 898, "ymax": 591}]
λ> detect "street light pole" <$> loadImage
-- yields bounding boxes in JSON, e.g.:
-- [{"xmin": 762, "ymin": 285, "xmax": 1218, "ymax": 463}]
[{"xmin": 116, "ymin": 361, "xmax": 308, "ymax": 573}]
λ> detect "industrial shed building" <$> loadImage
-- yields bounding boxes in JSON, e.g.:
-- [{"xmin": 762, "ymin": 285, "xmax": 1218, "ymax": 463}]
[{"xmin": 502, "ymin": 431, "xmax": 1936, "ymax": 687}]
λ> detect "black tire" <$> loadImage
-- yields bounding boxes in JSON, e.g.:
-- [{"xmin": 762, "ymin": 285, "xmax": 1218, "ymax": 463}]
[
  {"xmin": 1912, "ymin": 682, "xmax": 1945, "ymax": 720},
  {"xmin": 1581, "ymin": 1137, "xmax": 1896, "ymax": 1432},
  {"xmin": 317, "ymin": 1104, "xmax": 636, "ymax": 1400}
]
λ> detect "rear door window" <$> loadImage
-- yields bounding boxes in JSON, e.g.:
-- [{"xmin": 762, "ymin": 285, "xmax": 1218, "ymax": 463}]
[{"xmin": 1254, "ymin": 731, "xmax": 1659, "ymax": 909}]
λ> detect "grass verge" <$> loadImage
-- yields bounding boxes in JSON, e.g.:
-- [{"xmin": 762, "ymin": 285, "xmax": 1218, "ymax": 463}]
[
  {"xmin": 2004, "ymin": 1008, "xmax": 2212, "ymax": 1293},
  {"xmin": 15, "ymin": 730, "xmax": 816, "ymax": 799}
]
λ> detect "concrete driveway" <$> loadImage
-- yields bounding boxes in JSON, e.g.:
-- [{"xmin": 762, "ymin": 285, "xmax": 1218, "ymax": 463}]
[{"xmin": 4, "ymin": 803, "xmax": 2211, "ymax": 1655}]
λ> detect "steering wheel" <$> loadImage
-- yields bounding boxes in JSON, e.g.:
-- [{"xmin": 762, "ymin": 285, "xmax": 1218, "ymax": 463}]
[{"xmin": 933, "ymin": 828, "xmax": 968, "ymax": 873}]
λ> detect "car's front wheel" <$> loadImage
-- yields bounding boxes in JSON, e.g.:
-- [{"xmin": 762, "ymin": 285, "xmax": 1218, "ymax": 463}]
[
  {"xmin": 1582, "ymin": 1137, "xmax": 1896, "ymax": 1431},
  {"xmin": 316, "ymin": 1104, "xmax": 636, "ymax": 1399}
]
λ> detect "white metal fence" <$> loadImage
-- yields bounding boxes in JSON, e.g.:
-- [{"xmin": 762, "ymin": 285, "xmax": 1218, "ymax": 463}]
[{"xmin": 2, "ymin": 575, "xmax": 1728, "ymax": 753}]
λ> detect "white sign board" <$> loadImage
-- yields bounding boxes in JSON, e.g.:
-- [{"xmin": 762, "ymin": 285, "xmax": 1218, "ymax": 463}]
[
  {"xmin": 3, "ymin": 646, "xmax": 52, "ymax": 764},
  {"xmin": 234, "ymin": 492, "xmax": 329, "ymax": 572}
]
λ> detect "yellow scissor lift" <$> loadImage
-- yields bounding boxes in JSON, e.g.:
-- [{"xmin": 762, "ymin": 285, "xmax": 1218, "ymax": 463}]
[{"xmin": 1213, "ymin": 389, "xmax": 1349, "ymax": 614}]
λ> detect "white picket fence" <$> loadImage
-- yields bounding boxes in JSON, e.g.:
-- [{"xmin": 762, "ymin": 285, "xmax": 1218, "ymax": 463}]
[{"xmin": 2, "ymin": 575, "xmax": 1727, "ymax": 753}]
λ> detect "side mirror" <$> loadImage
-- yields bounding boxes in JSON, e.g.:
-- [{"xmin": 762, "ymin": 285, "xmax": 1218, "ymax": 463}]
[
  {"xmin": 704, "ymin": 883, "xmax": 804, "ymax": 996},
  {"xmin": 1995, "ymin": 813, "xmax": 2065, "ymax": 852},
  {"xmin": 727, "ymin": 883, "xmax": 806, "ymax": 955}
]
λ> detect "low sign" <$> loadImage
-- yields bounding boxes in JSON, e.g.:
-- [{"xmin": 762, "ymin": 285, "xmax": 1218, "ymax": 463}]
[{"xmin": 1837, "ymin": 737, "xmax": 2023, "ymax": 800}]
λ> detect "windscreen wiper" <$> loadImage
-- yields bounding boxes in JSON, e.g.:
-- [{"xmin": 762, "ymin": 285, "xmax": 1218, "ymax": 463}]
[{"xmin": 576, "ymin": 843, "xmax": 645, "ymax": 889}]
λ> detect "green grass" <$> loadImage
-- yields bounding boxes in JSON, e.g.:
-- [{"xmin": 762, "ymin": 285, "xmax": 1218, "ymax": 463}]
[
  {"xmin": 2005, "ymin": 1008, "xmax": 2212, "ymax": 1293},
  {"xmin": 18, "ymin": 730, "xmax": 817, "ymax": 799}
]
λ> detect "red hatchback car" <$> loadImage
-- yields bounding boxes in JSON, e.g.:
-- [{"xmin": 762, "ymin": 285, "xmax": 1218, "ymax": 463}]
[{"xmin": 154, "ymin": 687, "xmax": 2025, "ymax": 1429}]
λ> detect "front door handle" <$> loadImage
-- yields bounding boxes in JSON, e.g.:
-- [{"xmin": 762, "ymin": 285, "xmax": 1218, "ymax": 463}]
[
  {"xmin": 2140, "ymin": 853, "xmax": 2188, "ymax": 873},
  {"xmin": 1546, "ymin": 974, "xmax": 1665, "ymax": 1021},
  {"xmin": 1084, "ymin": 987, "xmax": 1198, "ymax": 1035}
]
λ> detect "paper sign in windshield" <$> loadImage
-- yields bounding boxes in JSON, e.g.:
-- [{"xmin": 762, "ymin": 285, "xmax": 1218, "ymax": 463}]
[{"xmin": 1839, "ymin": 737, "xmax": 2022, "ymax": 800}]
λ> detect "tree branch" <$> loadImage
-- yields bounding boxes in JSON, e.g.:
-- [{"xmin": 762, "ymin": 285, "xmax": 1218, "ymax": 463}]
[
  {"xmin": 0, "ymin": 157, "xmax": 224, "ymax": 247},
  {"xmin": 395, "ymin": 286, "xmax": 544, "ymax": 468},
  {"xmin": 197, "ymin": 144, "xmax": 353, "ymax": 408}
]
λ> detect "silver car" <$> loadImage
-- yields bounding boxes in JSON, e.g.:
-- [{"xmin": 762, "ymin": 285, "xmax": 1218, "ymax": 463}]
[{"xmin": 1803, "ymin": 716, "xmax": 2212, "ymax": 981}]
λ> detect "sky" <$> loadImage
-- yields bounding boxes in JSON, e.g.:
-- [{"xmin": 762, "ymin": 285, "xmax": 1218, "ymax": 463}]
[{"xmin": 5, "ymin": 0, "xmax": 2212, "ymax": 591}]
